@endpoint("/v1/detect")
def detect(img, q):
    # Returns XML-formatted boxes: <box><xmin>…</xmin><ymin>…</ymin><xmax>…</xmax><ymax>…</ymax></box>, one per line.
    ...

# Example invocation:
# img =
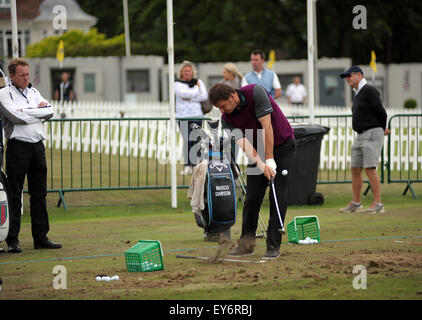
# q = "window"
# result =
<box><xmin>277</xmin><ymin>73</ymin><xmax>303</xmax><ymax>93</ymax></box>
<box><xmin>0</xmin><ymin>31</ymin><xmax>3</xmax><ymax>59</ymax></box>
<box><xmin>126</xmin><ymin>69</ymin><xmax>150</xmax><ymax>93</ymax></box>
<box><xmin>207</xmin><ymin>75</ymin><xmax>221</xmax><ymax>88</ymax></box>
<box><xmin>0</xmin><ymin>0</ymin><xmax>11</xmax><ymax>8</ymax></box>
<box><xmin>318</xmin><ymin>69</ymin><xmax>345</xmax><ymax>106</ymax></box>
<box><xmin>84</xmin><ymin>73</ymin><xmax>96</xmax><ymax>93</ymax></box>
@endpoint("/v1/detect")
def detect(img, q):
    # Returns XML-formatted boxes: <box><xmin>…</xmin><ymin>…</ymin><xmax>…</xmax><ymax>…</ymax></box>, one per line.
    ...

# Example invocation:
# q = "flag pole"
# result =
<box><xmin>307</xmin><ymin>0</ymin><xmax>315</xmax><ymax>124</ymax></box>
<box><xmin>167</xmin><ymin>0</ymin><xmax>177</xmax><ymax>208</ymax></box>
<box><xmin>123</xmin><ymin>0</ymin><xmax>131</xmax><ymax>57</ymax></box>
<box><xmin>10</xmin><ymin>0</ymin><xmax>19</xmax><ymax>58</ymax></box>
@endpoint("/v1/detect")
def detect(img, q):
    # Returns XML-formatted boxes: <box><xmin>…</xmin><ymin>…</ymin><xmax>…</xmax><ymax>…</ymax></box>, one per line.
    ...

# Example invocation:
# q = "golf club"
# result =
<box><xmin>176</xmin><ymin>254</ymin><xmax>267</xmax><ymax>263</ymax></box>
<box><xmin>270</xmin><ymin>178</ymin><xmax>285</xmax><ymax>234</ymax></box>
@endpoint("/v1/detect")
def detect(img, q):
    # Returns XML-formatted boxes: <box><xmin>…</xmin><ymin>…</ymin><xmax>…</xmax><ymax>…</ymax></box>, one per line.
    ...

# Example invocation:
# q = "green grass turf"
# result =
<box><xmin>0</xmin><ymin>181</ymin><xmax>421</xmax><ymax>300</ymax></box>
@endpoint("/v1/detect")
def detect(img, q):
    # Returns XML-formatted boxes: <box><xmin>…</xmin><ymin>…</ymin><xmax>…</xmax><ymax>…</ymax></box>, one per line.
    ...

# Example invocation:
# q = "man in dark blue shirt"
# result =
<box><xmin>339</xmin><ymin>66</ymin><xmax>390</xmax><ymax>214</ymax></box>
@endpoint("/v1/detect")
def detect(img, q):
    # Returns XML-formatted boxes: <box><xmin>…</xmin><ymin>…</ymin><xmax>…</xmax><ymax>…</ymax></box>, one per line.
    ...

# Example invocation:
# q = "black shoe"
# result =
<box><xmin>34</xmin><ymin>239</ymin><xmax>62</xmax><ymax>249</ymax></box>
<box><xmin>262</xmin><ymin>248</ymin><xmax>280</xmax><ymax>260</ymax></box>
<box><xmin>7</xmin><ymin>243</ymin><xmax>22</xmax><ymax>253</ymax></box>
<box><xmin>227</xmin><ymin>246</ymin><xmax>254</xmax><ymax>257</ymax></box>
<box><xmin>0</xmin><ymin>247</ymin><xmax>5</xmax><ymax>253</ymax></box>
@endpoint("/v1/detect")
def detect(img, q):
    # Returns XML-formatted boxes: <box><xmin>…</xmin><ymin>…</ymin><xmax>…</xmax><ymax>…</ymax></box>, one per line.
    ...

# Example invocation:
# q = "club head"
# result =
<box><xmin>190</xmin><ymin>123</ymin><xmax>201</xmax><ymax>130</ymax></box>
<box><xmin>207</xmin><ymin>120</ymin><xmax>219</xmax><ymax>130</ymax></box>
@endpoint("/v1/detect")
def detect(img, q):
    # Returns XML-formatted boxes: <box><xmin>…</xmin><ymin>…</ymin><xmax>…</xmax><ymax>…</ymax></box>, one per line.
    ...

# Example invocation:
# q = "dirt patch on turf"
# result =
<box><xmin>237</xmin><ymin>236</ymin><xmax>256</xmax><ymax>253</ymax></box>
<box><xmin>312</xmin><ymin>249</ymin><xmax>422</xmax><ymax>276</ymax></box>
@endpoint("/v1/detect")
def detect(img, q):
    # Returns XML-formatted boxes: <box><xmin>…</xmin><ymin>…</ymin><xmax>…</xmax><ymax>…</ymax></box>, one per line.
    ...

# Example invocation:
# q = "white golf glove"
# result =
<box><xmin>266</xmin><ymin>159</ymin><xmax>277</xmax><ymax>175</ymax></box>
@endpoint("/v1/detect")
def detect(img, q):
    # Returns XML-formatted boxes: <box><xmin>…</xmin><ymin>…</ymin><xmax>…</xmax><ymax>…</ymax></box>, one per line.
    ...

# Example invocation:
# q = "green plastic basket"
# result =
<box><xmin>287</xmin><ymin>216</ymin><xmax>320</xmax><ymax>243</ymax></box>
<box><xmin>125</xmin><ymin>240</ymin><xmax>164</xmax><ymax>272</ymax></box>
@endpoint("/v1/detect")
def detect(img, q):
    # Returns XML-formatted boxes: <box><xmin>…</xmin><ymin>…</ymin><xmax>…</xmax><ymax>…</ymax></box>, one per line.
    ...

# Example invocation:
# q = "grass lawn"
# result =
<box><xmin>0</xmin><ymin>179</ymin><xmax>421</xmax><ymax>301</ymax></box>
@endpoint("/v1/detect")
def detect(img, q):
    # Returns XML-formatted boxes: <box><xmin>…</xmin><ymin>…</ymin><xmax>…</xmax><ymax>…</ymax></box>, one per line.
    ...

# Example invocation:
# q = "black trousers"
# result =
<box><xmin>5</xmin><ymin>140</ymin><xmax>49</xmax><ymax>245</ymax></box>
<box><xmin>241</xmin><ymin>138</ymin><xmax>296</xmax><ymax>250</ymax></box>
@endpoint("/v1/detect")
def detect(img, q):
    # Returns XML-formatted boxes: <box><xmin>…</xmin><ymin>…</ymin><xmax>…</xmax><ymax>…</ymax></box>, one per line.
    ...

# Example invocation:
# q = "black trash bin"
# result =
<box><xmin>287</xmin><ymin>123</ymin><xmax>330</xmax><ymax>206</ymax></box>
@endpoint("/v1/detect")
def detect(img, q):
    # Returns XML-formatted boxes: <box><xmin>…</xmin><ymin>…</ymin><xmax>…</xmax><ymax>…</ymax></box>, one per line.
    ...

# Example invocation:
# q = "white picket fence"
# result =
<box><xmin>44</xmin><ymin>105</ymin><xmax>422</xmax><ymax>172</ymax></box>
<box><xmin>53</xmin><ymin>100</ymin><xmax>419</xmax><ymax>119</ymax></box>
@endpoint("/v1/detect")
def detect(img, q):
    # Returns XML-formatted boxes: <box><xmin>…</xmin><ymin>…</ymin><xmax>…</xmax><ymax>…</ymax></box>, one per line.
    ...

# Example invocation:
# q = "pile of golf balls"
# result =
<box><xmin>142</xmin><ymin>261</ymin><xmax>159</xmax><ymax>270</ymax></box>
<box><xmin>298</xmin><ymin>237</ymin><xmax>319</xmax><ymax>245</ymax></box>
<box><xmin>95</xmin><ymin>275</ymin><xmax>119</xmax><ymax>282</ymax></box>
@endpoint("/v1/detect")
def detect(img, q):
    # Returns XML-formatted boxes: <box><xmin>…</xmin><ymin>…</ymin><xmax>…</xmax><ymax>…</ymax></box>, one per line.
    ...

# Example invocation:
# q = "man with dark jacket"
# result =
<box><xmin>339</xmin><ymin>65</ymin><xmax>390</xmax><ymax>213</ymax></box>
<box><xmin>208</xmin><ymin>83</ymin><xmax>295</xmax><ymax>259</ymax></box>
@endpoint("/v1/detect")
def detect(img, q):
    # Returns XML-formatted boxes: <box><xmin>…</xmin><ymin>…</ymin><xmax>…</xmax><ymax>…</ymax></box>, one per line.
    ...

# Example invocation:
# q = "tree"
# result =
<box><xmin>73</xmin><ymin>0</ymin><xmax>422</xmax><ymax>64</ymax></box>
<box><xmin>26</xmin><ymin>29</ymin><xmax>125</xmax><ymax>58</ymax></box>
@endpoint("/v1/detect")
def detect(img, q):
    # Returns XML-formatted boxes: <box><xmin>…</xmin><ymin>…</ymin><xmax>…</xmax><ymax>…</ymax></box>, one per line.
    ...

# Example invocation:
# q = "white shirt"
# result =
<box><xmin>241</xmin><ymin>70</ymin><xmax>281</xmax><ymax>89</ymax></box>
<box><xmin>286</xmin><ymin>83</ymin><xmax>307</xmax><ymax>103</ymax></box>
<box><xmin>174</xmin><ymin>79</ymin><xmax>208</xmax><ymax>118</ymax></box>
<box><xmin>0</xmin><ymin>83</ymin><xmax>54</xmax><ymax>142</ymax></box>
<box><xmin>353</xmin><ymin>78</ymin><xmax>367</xmax><ymax>96</ymax></box>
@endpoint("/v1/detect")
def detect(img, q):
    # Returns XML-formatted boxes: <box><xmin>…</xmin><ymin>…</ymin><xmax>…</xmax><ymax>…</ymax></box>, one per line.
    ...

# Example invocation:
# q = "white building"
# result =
<box><xmin>0</xmin><ymin>0</ymin><xmax>96</xmax><ymax>57</ymax></box>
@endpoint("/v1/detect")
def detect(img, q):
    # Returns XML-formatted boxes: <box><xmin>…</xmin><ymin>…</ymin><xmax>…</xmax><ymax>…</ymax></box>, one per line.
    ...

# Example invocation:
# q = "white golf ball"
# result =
<box><xmin>95</xmin><ymin>276</ymin><xmax>102</xmax><ymax>282</ymax></box>
<box><xmin>282</xmin><ymin>169</ymin><xmax>288</xmax><ymax>176</ymax></box>
<box><xmin>114</xmin><ymin>275</ymin><xmax>119</xmax><ymax>280</ymax></box>
<box><xmin>103</xmin><ymin>276</ymin><xmax>111</xmax><ymax>282</ymax></box>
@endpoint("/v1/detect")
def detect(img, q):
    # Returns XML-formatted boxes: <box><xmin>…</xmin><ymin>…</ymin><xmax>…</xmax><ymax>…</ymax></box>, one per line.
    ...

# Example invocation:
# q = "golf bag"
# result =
<box><xmin>0</xmin><ymin>67</ymin><xmax>10</xmax><ymax>243</ymax></box>
<box><xmin>0</xmin><ymin>122</ymin><xmax>10</xmax><ymax>243</ymax></box>
<box><xmin>0</xmin><ymin>171</ymin><xmax>9</xmax><ymax>242</ymax></box>
<box><xmin>194</xmin><ymin>158</ymin><xmax>237</xmax><ymax>240</ymax></box>
<box><xmin>191</xmin><ymin>121</ymin><xmax>237</xmax><ymax>241</ymax></box>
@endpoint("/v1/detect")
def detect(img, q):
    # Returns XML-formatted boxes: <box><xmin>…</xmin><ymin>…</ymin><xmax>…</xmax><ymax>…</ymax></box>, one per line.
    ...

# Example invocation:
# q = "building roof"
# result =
<box><xmin>0</xmin><ymin>0</ymin><xmax>44</xmax><ymax>20</ymax></box>
<box><xmin>0</xmin><ymin>0</ymin><xmax>97</xmax><ymax>24</ymax></box>
<box><xmin>34</xmin><ymin>0</ymin><xmax>97</xmax><ymax>23</ymax></box>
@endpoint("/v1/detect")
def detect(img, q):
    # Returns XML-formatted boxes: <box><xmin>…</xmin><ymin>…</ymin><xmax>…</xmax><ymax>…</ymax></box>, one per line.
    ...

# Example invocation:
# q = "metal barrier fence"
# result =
<box><xmin>18</xmin><ymin>114</ymin><xmax>420</xmax><ymax>208</ymax></box>
<box><xmin>387</xmin><ymin>114</ymin><xmax>422</xmax><ymax>198</ymax></box>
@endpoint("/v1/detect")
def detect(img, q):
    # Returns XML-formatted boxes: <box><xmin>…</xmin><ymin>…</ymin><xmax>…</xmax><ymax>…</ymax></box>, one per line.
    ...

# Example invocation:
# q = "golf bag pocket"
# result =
<box><xmin>0</xmin><ymin>171</ymin><xmax>10</xmax><ymax>242</ymax></box>
<box><xmin>202</xmin><ymin>161</ymin><xmax>236</xmax><ymax>233</ymax></box>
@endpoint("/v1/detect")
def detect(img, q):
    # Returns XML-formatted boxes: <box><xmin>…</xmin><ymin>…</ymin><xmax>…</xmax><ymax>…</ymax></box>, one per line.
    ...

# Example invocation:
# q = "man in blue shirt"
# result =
<box><xmin>241</xmin><ymin>50</ymin><xmax>282</xmax><ymax>99</ymax></box>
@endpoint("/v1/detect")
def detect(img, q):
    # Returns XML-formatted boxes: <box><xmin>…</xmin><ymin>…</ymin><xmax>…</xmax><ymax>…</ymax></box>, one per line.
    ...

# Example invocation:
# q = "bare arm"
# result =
<box><xmin>236</xmin><ymin>135</ymin><xmax>275</xmax><ymax>180</ymax></box>
<box><xmin>274</xmin><ymin>88</ymin><xmax>281</xmax><ymax>99</ymax></box>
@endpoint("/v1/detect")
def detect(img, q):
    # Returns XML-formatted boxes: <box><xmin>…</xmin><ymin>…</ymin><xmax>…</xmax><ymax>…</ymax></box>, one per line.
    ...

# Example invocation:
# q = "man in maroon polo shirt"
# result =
<box><xmin>208</xmin><ymin>83</ymin><xmax>296</xmax><ymax>259</ymax></box>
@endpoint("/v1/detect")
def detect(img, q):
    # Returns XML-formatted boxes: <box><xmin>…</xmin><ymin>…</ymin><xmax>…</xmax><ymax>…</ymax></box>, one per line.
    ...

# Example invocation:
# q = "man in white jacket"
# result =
<box><xmin>0</xmin><ymin>58</ymin><xmax>61</xmax><ymax>253</ymax></box>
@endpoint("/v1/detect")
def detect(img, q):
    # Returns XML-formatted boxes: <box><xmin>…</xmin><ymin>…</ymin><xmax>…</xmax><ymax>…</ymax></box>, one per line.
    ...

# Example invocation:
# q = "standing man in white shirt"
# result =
<box><xmin>0</xmin><ymin>58</ymin><xmax>61</xmax><ymax>253</ymax></box>
<box><xmin>241</xmin><ymin>50</ymin><xmax>282</xmax><ymax>99</ymax></box>
<box><xmin>286</xmin><ymin>76</ymin><xmax>307</xmax><ymax>105</ymax></box>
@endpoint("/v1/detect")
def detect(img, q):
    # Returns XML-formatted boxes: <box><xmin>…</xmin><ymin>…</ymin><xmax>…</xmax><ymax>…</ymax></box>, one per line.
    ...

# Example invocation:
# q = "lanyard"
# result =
<box><xmin>10</xmin><ymin>83</ymin><xmax>30</xmax><ymax>104</ymax></box>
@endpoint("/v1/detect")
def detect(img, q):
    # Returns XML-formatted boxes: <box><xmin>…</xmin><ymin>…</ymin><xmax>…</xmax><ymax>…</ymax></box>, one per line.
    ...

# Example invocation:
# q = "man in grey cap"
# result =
<box><xmin>339</xmin><ymin>65</ymin><xmax>390</xmax><ymax>213</ymax></box>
